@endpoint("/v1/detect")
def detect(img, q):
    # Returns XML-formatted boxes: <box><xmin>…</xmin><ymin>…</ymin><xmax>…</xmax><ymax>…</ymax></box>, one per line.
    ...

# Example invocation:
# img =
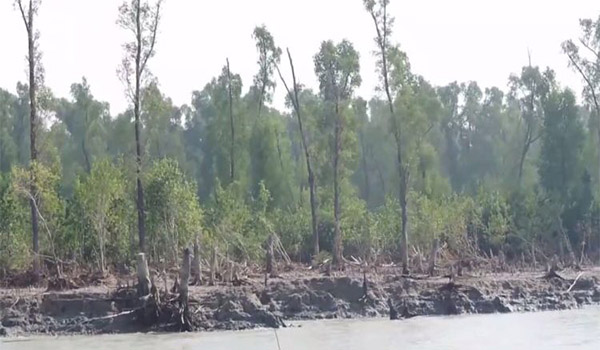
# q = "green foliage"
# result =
<box><xmin>0</xmin><ymin>173</ymin><xmax>29</xmax><ymax>269</ymax></box>
<box><xmin>2</xmin><ymin>18</ymin><xmax>600</xmax><ymax>272</ymax></box>
<box><xmin>74</xmin><ymin>159</ymin><xmax>129</xmax><ymax>270</ymax></box>
<box><xmin>145</xmin><ymin>159</ymin><xmax>203</xmax><ymax>264</ymax></box>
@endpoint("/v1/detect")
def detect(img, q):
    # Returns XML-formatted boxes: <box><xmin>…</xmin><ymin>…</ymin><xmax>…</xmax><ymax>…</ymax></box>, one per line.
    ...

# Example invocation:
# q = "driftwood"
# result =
<box><xmin>542</xmin><ymin>258</ymin><xmax>565</xmax><ymax>280</ymax></box>
<box><xmin>567</xmin><ymin>272</ymin><xmax>585</xmax><ymax>292</ymax></box>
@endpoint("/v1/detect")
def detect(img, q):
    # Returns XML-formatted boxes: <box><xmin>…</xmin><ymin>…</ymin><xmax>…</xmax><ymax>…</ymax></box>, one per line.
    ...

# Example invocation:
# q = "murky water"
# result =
<box><xmin>2</xmin><ymin>307</ymin><xmax>599</xmax><ymax>350</ymax></box>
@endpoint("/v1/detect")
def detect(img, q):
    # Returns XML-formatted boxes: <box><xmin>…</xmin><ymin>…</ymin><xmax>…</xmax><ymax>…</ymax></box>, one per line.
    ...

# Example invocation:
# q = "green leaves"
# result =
<box><xmin>314</xmin><ymin>40</ymin><xmax>362</xmax><ymax>103</ymax></box>
<box><xmin>145</xmin><ymin>159</ymin><xmax>203</xmax><ymax>263</ymax></box>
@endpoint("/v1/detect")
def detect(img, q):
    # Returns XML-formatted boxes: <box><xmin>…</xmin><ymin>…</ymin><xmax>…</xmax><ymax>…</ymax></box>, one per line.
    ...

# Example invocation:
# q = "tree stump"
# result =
<box><xmin>209</xmin><ymin>246</ymin><xmax>217</xmax><ymax>286</ymax></box>
<box><xmin>388</xmin><ymin>298</ymin><xmax>398</xmax><ymax>320</ymax></box>
<box><xmin>179</xmin><ymin>248</ymin><xmax>192</xmax><ymax>331</ymax></box>
<box><xmin>136</xmin><ymin>253</ymin><xmax>151</xmax><ymax>297</ymax></box>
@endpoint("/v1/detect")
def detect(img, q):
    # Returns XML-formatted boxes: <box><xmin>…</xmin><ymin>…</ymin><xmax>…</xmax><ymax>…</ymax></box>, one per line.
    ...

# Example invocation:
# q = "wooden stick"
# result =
<box><xmin>567</xmin><ymin>272</ymin><xmax>585</xmax><ymax>292</ymax></box>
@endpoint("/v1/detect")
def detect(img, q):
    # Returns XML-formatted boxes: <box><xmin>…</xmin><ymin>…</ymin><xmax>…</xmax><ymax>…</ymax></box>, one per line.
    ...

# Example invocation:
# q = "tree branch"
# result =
<box><xmin>578</xmin><ymin>38</ymin><xmax>600</xmax><ymax>62</ymax></box>
<box><xmin>140</xmin><ymin>0</ymin><xmax>162</xmax><ymax>74</ymax></box>
<box><xmin>16</xmin><ymin>0</ymin><xmax>30</xmax><ymax>31</ymax></box>
<box><xmin>566</xmin><ymin>51</ymin><xmax>600</xmax><ymax>114</ymax></box>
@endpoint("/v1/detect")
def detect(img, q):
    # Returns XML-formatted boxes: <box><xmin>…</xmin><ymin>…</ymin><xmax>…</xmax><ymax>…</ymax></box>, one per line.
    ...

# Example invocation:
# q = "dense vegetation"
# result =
<box><xmin>2</xmin><ymin>0</ymin><xmax>600</xmax><ymax>274</ymax></box>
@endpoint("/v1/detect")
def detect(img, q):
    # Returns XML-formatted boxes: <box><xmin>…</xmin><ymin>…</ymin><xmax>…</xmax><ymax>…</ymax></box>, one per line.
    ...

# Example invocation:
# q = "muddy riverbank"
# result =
<box><xmin>1</xmin><ymin>267</ymin><xmax>599</xmax><ymax>337</ymax></box>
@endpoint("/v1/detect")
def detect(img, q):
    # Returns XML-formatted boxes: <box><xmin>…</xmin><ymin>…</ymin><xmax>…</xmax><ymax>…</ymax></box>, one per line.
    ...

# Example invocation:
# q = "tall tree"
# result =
<box><xmin>508</xmin><ymin>63</ymin><xmax>554</xmax><ymax>185</ymax></box>
<box><xmin>276</xmin><ymin>49</ymin><xmax>321</xmax><ymax>256</ymax></box>
<box><xmin>226</xmin><ymin>58</ymin><xmax>235</xmax><ymax>182</ymax></box>
<box><xmin>563</xmin><ymin>17</ymin><xmax>600</xmax><ymax>262</ymax></box>
<box><xmin>364</xmin><ymin>0</ymin><xmax>410</xmax><ymax>273</ymax></box>
<box><xmin>539</xmin><ymin>88</ymin><xmax>585</xmax><ymax>201</ymax></box>
<box><xmin>15</xmin><ymin>0</ymin><xmax>43</xmax><ymax>272</ymax></box>
<box><xmin>117</xmin><ymin>0</ymin><xmax>163</xmax><ymax>253</ymax></box>
<box><xmin>252</xmin><ymin>25</ymin><xmax>281</xmax><ymax>119</ymax></box>
<box><xmin>314</xmin><ymin>40</ymin><xmax>361</xmax><ymax>266</ymax></box>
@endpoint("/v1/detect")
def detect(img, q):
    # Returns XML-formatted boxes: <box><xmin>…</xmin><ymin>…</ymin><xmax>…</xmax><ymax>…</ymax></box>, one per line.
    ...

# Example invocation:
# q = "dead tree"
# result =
<box><xmin>276</xmin><ymin>49</ymin><xmax>320</xmax><ymax>256</ymax></box>
<box><xmin>178</xmin><ymin>248</ymin><xmax>192</xmax><ymax>331</ymax></box>
<box><xmin>266</xmin><ymin>234</ymin><xmax>274</xmax><ymax>275</ymax></box>
<box><xmin>209</xmin><ymin>246</ymin><xmax>217</xmax><ymax>286</ymax></box>
<box><xmin>117</xmin><ymin>0</ymin><xmax>163</xmax><ymax>253</ymax></box>
<box><xmin>16</xmin><ymin>0</ymin><xmax>42</xmax><ymax>275</ymax></box>
<box><xmin>191</xmin><ymin>237</ymin><xmax>202</xmax><ymax>285</ymax></box>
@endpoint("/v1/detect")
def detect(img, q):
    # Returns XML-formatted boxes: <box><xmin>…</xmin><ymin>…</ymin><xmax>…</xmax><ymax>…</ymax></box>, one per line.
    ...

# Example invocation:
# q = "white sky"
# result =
<box><xmin>1</xmin><ymin>0</ymin><xmax>599</xmax><ymax>115</ymax></box>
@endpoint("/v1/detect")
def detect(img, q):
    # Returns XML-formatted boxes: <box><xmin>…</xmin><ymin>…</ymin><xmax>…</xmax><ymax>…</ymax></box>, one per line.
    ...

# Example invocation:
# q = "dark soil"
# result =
<box><xmin>1</xmin><ymin>267</ymin><xmax>599</xmax><ymax>337</ymax></box>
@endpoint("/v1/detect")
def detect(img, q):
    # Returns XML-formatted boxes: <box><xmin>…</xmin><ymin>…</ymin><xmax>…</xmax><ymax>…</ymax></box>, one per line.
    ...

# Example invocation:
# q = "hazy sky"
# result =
<box><xmin>1</xmin><ymin>0</ymin><xmax>600</xmax><ymax>115</ymax></box>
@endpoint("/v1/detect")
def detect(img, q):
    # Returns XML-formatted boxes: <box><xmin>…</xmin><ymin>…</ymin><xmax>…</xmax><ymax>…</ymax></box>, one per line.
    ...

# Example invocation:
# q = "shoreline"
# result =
<box><xmin>1</xmin><ymin>267</ymin><xmax>599</xmax><ymax>337</ymax></box>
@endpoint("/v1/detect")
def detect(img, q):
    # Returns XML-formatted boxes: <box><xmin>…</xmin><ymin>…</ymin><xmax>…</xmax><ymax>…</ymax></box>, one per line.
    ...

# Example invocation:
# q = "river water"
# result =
<box><xmin>2</xmin><ymin>307</ymin><xmax>599</xmax><ymax>350</ymax></box>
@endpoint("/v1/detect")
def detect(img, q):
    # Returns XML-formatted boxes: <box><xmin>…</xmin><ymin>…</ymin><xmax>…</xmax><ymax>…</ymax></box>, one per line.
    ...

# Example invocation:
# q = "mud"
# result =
<box><xmin>1</xmin><ymin>268</ymin><xmax>599</xmax><ymax>337</ymax></box>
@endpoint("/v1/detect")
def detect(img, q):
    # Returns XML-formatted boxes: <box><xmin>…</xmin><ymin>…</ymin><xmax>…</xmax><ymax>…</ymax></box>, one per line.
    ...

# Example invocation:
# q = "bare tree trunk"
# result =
<box><xmin>82</xmin><ymin>110</ymin><xmax>92</xmax><ymax>173</ymax></box>
<box><xmin>179</xmin><ymin>248</ymin><xmax>190</xmax><ymax>299</ymax></box>
<box><xmin>360</xmin><ymin>133</ymin><xmax>370</xmax><ymax>204</ymax></box>
<box><xmin>18</xmin><ymin>0</ymin><xmax>41</xmax><ymax>274</ymax></box>
<box><xmin>428</xmin><ymin>238</ymin><xmax>439</xmax><ymax>276</ymax></box>
<box><xmin>277</xmin><ymin>49</ymin><xmax>319</xmax><ymax>257</ymax></box>
<box><xmin>367</xmin><ymin>2</ymin><xmax>410</xmax><ymax>274</ymax></box>
<box><xmin>399</xmin><ymin>162</ymin><xmax>410</xmax><ymax>275</ymax></box>
<box><xmin>332</xmin><ymin>102</ymin><xmax>343</xmax><ymax>267</ymax></box>
<box><xmin>99</xmin><ymin>226</ymin><xmax>106</xmax><ymax>273</ymax></box>
<box><xmin>191</xmin><ymin>237</ymin><xmax>202</xmax><ymax>285</ymax></box>
<box><xmin>134</xmin><ymin>1</ymin><xmax>147</xmax><ymax>253</ymax></box>
<box><xmin>136</xmin><ymin>253</ymin><xmax>151</xmax><ymax>297</ymax></box>
<box><xmin>178</xmin><ymin>248</ymin><xmax>192</xmax><ymax>331</ymax></box>
<box><xmin>209</xmin><ymin>246</ymin><xmax>217</xmax><ymax>286</ymax></box>
<box><xmin>517</xmin><ymin>130</ymin><xmax>531</xmax><ymax>185</ymax></box>
<box><xmin>226</xmin><ymin>58</ymin><xmax>235</xmax><ymax>183</ymax></box>
<box><xmin>266</xmin><ymin>234</ymin><xmax>274</xmax><ymax>275</ymax></box>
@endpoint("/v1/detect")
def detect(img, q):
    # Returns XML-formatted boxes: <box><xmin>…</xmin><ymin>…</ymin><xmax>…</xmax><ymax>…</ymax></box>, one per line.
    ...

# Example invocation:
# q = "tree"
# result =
<box><xmin>539</xmin><ymin>89</ymin><xmax>585</xmax><ymax>200</ymax></box>
<box><xmin>117</xmin><ymin>0</ymin><xmax>163</xmax><ymax>253</ymax></box>
<box><xmin>252</xmin><ymin>25</ymin><xmax>281</xmax><ymax>119</ymax></box>
<box><xmin>276</xmin><ymin>50</ymin><xmax>321</xmax><ymax>255</ymax></box>
<box><xmin>141</xmin><ymin>82</ymin><xmax>186</xmax><ymax>164</ymax></box>
<box><xmin>539</xmin><ymin>88</ymin><xmax>587</xmax><ymax>258</ymax></box>
<box><xmin>314</xmin><ymin>40</ymin><xmax>361</xmax><ymax>266</ymax></box>
<box><xmin>55</xmin><ymin>78</ymin><xmax>110</xmax><ymax>182</ymax></box>
<box><xmin>0</xmin><ymin>89</ymin><xmax>19</xmax><ymax>172</ymax></box>
<box><xmin>75</xmin><ymin>159</ymin><xmax>125</xmax><ymax>272</ymax></box>
<box><xmin>563</xmin><ymin>18</ymin><xmax>600</xmax><ymax>262</ymax></box>
<box><xmin>508</xmin><ymin>63</ymin><xmax>555</xmax><ymax>185</ymax></box>
<box><xmin>364</xmin><ymin>0</ymin><xmax>411</xmax><ymax>273</ymax></box>
<box><xmin>15</xmin><ymin>0</ymin><xmax>44</xmax><ymax>272</ymax></box>
<box><xmin>145</xmin><ymin>159</ymin><xmax>202</xmax><ymax>264</ymax></box>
